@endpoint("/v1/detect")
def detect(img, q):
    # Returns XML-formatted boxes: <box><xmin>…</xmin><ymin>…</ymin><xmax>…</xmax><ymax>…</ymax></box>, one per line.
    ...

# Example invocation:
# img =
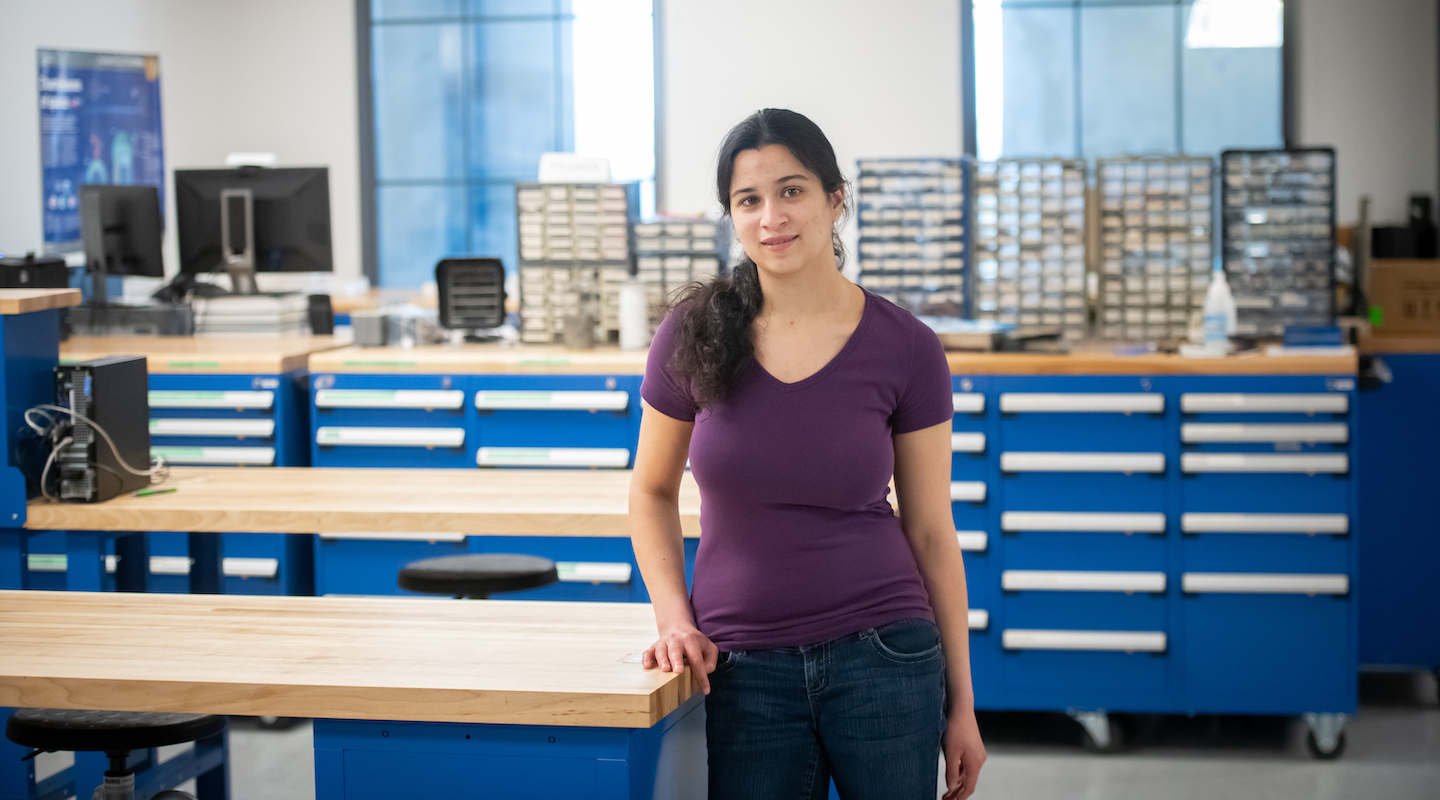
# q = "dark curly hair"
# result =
<box><xmin>668</xmin><ymin>108</ymin><xmax>850</xmax><ymax>409</ymax></box>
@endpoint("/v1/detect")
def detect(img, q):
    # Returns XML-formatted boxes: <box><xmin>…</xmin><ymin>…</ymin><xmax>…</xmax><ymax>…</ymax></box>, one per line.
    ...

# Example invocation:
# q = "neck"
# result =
<box><xmin>755</xmin><ymin>256</ymin><xmax>856</xmax><ymax>324</ymax></box>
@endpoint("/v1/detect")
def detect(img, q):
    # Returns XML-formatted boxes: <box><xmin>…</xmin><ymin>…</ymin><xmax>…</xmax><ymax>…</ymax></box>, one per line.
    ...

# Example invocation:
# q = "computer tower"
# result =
<box><xmin>54</xmin><ymin>356</ymin><xmax>151</xmax><ymax>502</ymax></box>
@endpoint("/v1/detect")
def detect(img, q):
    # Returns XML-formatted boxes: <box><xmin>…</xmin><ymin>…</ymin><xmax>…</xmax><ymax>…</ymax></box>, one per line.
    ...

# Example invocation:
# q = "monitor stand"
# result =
<box><xmin>221</xmin><ymin>187</ymin><xmax>259</xmax><ymax>294</ymax></box>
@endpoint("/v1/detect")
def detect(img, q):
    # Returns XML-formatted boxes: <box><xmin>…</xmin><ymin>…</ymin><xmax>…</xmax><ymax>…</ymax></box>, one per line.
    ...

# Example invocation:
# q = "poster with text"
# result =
<box><xmin>37</xmin><ymin>49</ymin><xmax>165</xmax><ymax>249</ymax></box>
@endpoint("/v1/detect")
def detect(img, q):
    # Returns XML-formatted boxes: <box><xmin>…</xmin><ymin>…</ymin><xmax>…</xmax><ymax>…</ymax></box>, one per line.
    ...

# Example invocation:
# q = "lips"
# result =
<box><xmin>761</xmin><ymin>235</ymin><xmax>797</xmax><ymax>247</ymax></box>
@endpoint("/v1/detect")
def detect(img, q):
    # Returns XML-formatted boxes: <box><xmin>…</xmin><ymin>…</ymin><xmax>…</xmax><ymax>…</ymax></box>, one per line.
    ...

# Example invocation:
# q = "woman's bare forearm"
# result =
<box><xmin>629</xmin><ymin>488</ymin><xmax>696</xmax><ymax>630</ymax></box>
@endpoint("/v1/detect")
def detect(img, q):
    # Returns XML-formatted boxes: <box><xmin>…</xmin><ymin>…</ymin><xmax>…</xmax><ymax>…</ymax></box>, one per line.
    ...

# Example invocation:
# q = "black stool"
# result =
<box><xmin>398</xmin><ymin>553</ymin><xmax>558</xmax><ymax>599</ymax></box>
<box><xmin>6</xmin><ymin>709</ymin><xmax>225</xmax><ymax>800</ymax></box>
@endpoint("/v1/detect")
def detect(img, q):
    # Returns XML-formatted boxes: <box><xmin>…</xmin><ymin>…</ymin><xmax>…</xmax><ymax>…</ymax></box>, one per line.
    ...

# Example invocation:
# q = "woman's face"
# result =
<box><xmin>728</xmin><ymin>144</ymin><xmax>844</xmax><ymax>279</ymax></box>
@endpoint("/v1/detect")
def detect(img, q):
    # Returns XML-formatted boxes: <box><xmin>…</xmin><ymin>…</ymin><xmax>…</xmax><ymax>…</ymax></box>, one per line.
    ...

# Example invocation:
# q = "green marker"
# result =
<box><xmin>135</xmin><ymin>488</ymin><xmax>178</xmax><ymax>497</ymax></box>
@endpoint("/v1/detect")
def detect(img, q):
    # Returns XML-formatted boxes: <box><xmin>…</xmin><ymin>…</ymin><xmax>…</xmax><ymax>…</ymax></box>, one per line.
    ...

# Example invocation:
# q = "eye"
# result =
<box><xmin>782</xmin><ymin>186</ymin><xmax>802</xmax><ymax>197</ymax></box>
<box><xmin>737</xmin><ymin>195</ymin><xmax>757</xmax><ymax>207</ymax></box>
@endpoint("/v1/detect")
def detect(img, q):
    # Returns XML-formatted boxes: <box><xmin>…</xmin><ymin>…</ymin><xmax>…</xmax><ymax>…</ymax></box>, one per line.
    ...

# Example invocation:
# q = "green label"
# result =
<box><xmin>28</xmin><ymin>554</ymin><xmax>67</xmax><ymax>571</ymax></box>
<box><xmin>327</xmin><ymin>390</ymin><xmax>399</xmax><ymax>398</ymax></box>
<box><xmin>166</xmin><ymin>361</ymin><xmax>221</xmax><ymax>368</ymax></box>
<box><xmin>519</xmin><ymin>358</ymin><xmax>571</xmax><ymax>365</ymax></box>
<box><xmin>484</xmin><ymin>449</ymin><xmax>551</xmax><ymax>459</ymax></box>
<box><xmin>1369</xmin><ymin>306</ymin><xmax>1384</xmax><ymax>327</ymax></box>
<box><xmin>483</xmin><ymin>392</ymin><xmax>553</xmax><ymax>401</ymax></box>
<box><xmin>343</xmin><ymin>360</ymin><xmax>417</xmax><ymax>367</ymax></box>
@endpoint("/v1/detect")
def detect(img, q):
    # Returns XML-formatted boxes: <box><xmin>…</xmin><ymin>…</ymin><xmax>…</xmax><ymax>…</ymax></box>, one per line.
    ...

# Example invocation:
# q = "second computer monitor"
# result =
<box><xmin>174</xmin><ymin>167</ymin><xmax>333</xmax><ymax>284</ymax></box>
<box><xmin>79</xmin><ymin>184</ymin><xmax>165</xmax><ymax>280</ymax></box>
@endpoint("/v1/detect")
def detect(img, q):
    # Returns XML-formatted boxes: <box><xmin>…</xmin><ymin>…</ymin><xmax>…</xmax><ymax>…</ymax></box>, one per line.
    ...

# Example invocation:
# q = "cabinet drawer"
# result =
<box><xmin>952</xmin><ymin>393</ymin><xmax>985</xmax><ymax>414</ymax></box>
<box><xmin>1002</xmin><ymin>629</ymin><xmax>1167</xmax><ymax>653</ymax></box>
<box><xmin>316</xmin><ymin>426</ymin><xmax>466</xmax><ymax>448</ymax></box>
<box><xmin>475</xmin><ymin>390</ymin><xmax>629</xmax><ymax>411</ymax></box>
<box><xmin>315</xmin><ymin>533</ymin><xmax>468</xmax><ymax>595</ymax></box>
<box><xmin>950</xmin><ymin>481</ymin><xmax>987</xmax><ymax>502</ymax></box>
<box><xmin>1003</xmin><ymin>570</ymin><xmax>1166</xmax><ymax>593</ymax></box>
<box><xmin>956</xmin><ymin>531</ymin><xmax>988</xmax><ymax>552</ymax></box>
<box><xmin>951</xmin><ymin>432</ymin><xmax>986</xmax><ymax>453</ymax></box>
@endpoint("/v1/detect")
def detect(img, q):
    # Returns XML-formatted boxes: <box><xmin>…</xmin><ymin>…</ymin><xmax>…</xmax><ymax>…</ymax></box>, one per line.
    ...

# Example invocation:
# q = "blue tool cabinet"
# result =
<box><xmin>954</xmin><ymin>370</ymin><xmax>1357</xmax><ymax>755</ymax></box>
<box><xmin>1356</xmin><ymin>350</ymin><xmax>1440</xmax><ymax>673</ymax></box>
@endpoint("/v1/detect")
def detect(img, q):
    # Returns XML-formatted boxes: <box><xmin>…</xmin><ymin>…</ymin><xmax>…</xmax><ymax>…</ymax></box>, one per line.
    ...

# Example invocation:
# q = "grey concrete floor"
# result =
<box><xmin>225</xmin><ymin>672</ymin><xmax>1440</xmax><ymax>799</ymax></box>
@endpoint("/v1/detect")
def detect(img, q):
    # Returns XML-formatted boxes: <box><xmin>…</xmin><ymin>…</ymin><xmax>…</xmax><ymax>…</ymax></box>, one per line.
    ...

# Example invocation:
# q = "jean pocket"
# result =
<box><xmin>866</xmin><ymin>618</ymin><xmax>943</xmax><ymax>663</ymax></box>
<box><xmin>711</xmin><ymin>650</ymin><xmax>742</xmax><ymax>677</ymax></box>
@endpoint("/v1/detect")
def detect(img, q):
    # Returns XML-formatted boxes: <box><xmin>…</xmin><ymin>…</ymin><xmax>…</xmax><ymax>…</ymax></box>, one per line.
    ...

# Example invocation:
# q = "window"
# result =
<box><xmin>362</xmin><ymin>0</ymin><xmax>654</xmax><ymax>287</ymax></box>
<box><xmin>972</xmin><ymin>0</ymin><xmax>1285</xmax><ymax>161</ymax></box>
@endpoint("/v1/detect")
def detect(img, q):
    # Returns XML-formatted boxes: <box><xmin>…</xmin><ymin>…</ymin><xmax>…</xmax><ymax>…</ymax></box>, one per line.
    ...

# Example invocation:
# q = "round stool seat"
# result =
<box><xmin>6</xmin><ymin>709</ymin><xmax>225</xmax><ymax>753</ymax></box>
<box><xmin>398</xmin><ymin>553</ymin><xmax>558</xmax><ymax>598</ymax></box>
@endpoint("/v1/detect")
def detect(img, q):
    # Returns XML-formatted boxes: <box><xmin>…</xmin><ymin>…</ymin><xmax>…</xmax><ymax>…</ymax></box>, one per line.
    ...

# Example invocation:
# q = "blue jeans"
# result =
<box><xmin>705</xmin><ymin>618</ymin><xmax>946</xmax><ymax>799</ymax></box>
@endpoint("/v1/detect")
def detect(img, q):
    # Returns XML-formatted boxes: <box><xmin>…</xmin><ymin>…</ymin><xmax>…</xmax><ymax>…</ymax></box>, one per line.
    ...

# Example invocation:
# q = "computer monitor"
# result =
<box><xmin>174</xmin><ymin>167</ymin><xmax>332</xmax><ymax>294</ymax></box>
<box><xmin>79</xmin><ymin>184</ymin><xmax>164</xmax><ymax>304</ymax></box>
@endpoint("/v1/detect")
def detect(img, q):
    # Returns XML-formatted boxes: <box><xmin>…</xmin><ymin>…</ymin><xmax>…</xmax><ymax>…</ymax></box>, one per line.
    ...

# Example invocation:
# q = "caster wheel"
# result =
<box><xmin>1306</xmin><ymin>729</ymin><xmax>1346</xmax><ymax>760</ymax></box>
<box><xmin>1080</xmin><ymin>717</ymin><xmax>1125</xmax><ymax>754</ymax></box>
<box><xmin>257</xmin><ymin>716</ymin><xmax>301</xmax><ymax>730</ymax></box>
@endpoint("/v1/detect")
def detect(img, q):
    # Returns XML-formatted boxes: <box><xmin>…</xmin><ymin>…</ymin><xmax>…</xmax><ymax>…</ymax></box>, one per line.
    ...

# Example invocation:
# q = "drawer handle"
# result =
<box><xmin>319</xmin><ymin>531</ymin><xmax>467</xmax><ymax>543</ymax></box>
<box><xmin>1001</xmin><ymin>452</ymin><xmax>1165</xmax><ymax>473</ymax></box>
<box><xmin>1181</xmin><ymin>572</ymin><xmax>1349</xmax><ymax>595</ymax></box>
<box><xmin>1179</xmin><ymin>393</ymin><xmax>1348</xmax><ymax>415</ymax></box>
<box><xmin>999</xmin><ymin>393</ymin><xmax>1164</xmax><ymax>414</ymax></box>
<box><xmin>152</xmin><ymin>446</ymin><xmax>276</xmax><ymax>465</ymax></box>
<box><xmin>951</xmin><ymin>433</ymin><xmax>986</xmax><ymax>453</ymax></box>
<box><xmin>1181</xmin><ymin>453</ymin><xmax>1348</xmax><ymax>474</ymax></box>
<box><xmin>1002</xmin><ymin>511</ymin><xmax>1166</xmax><ymax>534</ymax></box>
<box><xmin>950</xmin><ymin>481</ymin><xmax>987</xmax><ymax>503</ymax></box>
<box><xmin>475</xmin><ymin>390</ymin><xmax>630</xmax><ymax>411</ymax></box>
<box><xmin>556</xmin><ymin>561</ymin><xmax>632</xmax><ymax>584</ymax></box>
<box><xmin>1002</xmin><ymin>570</ymin><xmax>1166</xmax><ymax>593</ymax></box>
<box><xmin>316</xmin><ymin>389</ymin><xmax>465</xmax><ymax>410</ymax></box>
<box><xmin>95</xmin><ymin>555</ymin><xmax>281</xmax><ymax>579</ymax></box>
<box><xmin>316</xmin><ymin>427</ymin><xmax>466</xmax><ymax>448</ymax></box>
<box><xmin>1180</xmin><ymin>513</ymin><xmax>1348</xmax><ymax>534</ymax></box>
<box><xmin>952</xmin><ymin>393</ymin><xmax>985</xmax><ymax>414</ymax></box>
<box><xmin>150</xmin><ymin>418</ymin><xmax>276</xmax><ymax>438</ymax></box>
<box><xmin>968</xmin><ymin>609</ymin><xmax>989</xmax><ymax>631</ymax></box>
<box><xmin>477</xmin><ymin>447</ymin><xmax>630</xmax><ymax>468</ymax></box>
<box><xmin>1180</xmin><ymin>423</ymin><xmax>1348</xmax><ymax>443</ymax></box>
<box><xmin>149</xmin><ymin>390</ymin><xmax>274</xmax><ymax>410</ymax></box>
<box><xmin>956</xmin><ymin>531</ymin><xmax>988</xmax><ymax>552</ymax></box>
<box><xmin>1002</xmin><ymin>629</ymin><xmax>1167</xmax><ymax>653</ymax></box>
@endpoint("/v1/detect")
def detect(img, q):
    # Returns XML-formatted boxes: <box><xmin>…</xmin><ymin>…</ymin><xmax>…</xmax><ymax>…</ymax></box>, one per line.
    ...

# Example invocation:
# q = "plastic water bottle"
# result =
<box><xmin>1201</xmin><ymin>267</ymin><xmax>1236</xmax><ymax>353</ymax></box>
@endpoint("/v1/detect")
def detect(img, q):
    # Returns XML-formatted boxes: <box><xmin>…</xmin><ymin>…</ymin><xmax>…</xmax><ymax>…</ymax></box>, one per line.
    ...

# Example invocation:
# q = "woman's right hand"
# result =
<box><xmin>642</xmin><ymin>624</ymin><xmax>720</xmax><ymax>695</ymax></box>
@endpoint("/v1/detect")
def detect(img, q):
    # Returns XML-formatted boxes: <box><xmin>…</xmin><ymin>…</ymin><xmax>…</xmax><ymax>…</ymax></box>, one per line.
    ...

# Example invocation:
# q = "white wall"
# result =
<box><xmin>1293</xmin><ymin>0</ymin><xmax>1436</xmax><ymax>226</ymax></box>
<box><xmin>659</xmin><ymin>0</ymin><xmax>963</xmax><ymax>272</ymax></box>
<box><xmin>0</xmin><ymin>0</ymin><xmax>362</xmax><ymax>280</ymax></box>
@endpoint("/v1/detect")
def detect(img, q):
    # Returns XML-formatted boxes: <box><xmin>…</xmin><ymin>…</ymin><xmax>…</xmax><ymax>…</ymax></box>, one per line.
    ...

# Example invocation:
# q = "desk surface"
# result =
<box><xmin>308</xmin><ymin>342</ymin><xmax>1356</xmax><ymax>377</ymax></box>
<box><xmin>24</xmin><ymin>467</ymin><xmax>702</xmax><ymax>538</ymax></box>
<box><xmin>0</xmin><ymin>590</ymin><xmax>688</xmax><ymax>728</ymax></box>
<box><xmin>61</xmin><ymin>334</ymin><xmax>351</xmax><ymax>374</ymax></box>
<box><xmin>0</xmin><ymin>288</ymin><xmax>80</xmax><ymax>315</ymax></box>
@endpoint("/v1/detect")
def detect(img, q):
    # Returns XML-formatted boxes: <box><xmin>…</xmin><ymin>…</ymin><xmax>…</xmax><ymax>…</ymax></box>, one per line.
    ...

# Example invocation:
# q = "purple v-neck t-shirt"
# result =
<box><xmin>642</xmin><ymin>290</ymin><xmax>955</xmax><ymax>651</ymax></box>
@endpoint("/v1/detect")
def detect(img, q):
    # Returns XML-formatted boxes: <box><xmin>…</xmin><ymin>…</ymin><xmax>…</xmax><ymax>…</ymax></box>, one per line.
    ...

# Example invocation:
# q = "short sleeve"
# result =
<box><xmin>641</xmin><ymin>309</ymin><xmax>699</xmax><ymax>422</ymax></box>
<box><xmin>891</xmin><ymin>319</ymin><xmax>953</xmax><ymax>434</ymax></box>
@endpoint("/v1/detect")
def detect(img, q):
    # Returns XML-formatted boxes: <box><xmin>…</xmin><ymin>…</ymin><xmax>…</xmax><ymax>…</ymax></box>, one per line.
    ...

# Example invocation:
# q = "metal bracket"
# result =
<box><xmin>1303</xmin><ymin>712</ymin><xmax>1347</xmax><ymax>753</ymax></box>
<box><xmin>1069</xmin><ymin>710</ymin><xmax>1111</xmax><ymax>750</ymax></box>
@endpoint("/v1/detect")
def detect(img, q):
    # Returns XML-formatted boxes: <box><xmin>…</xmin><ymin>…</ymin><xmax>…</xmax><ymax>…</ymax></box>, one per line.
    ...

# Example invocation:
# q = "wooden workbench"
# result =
<box><xmin>0</xmin><ymin>288</ymin><xmax>80</xmax><ymax>315</ymax></box>
<box><xmin>61</xmin><ymin>334</ymin><xmax>350</xmax><ymax>374</ymax></box>
<box><xmin>0</xmin><ymin>589</ymin><xmax>688</xmax><ymax>728</ymax></box>
<box><xmin>309</xmin><ymin>341</ymin><xmax>1357</xmax><ymax>377</ymax></box>
<box><xmin>23</xmin><ymin>467</ymin><xmax>702</xmax><ymax>538</ymax></box>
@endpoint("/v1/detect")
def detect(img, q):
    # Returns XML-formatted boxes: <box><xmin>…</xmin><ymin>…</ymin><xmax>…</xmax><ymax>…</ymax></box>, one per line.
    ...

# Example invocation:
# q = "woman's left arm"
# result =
<box><xmin>894</xmin><ymin>419</ymin><xmax>986</xmax><ymax>800</ymax></box>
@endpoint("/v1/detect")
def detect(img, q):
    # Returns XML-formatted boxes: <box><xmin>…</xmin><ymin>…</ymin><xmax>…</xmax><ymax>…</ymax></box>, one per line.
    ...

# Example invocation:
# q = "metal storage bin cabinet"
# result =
<box><xmin>954</xmin><ymin>368</ymin><xmax>1356</xmax><ymax>756</ymax></box>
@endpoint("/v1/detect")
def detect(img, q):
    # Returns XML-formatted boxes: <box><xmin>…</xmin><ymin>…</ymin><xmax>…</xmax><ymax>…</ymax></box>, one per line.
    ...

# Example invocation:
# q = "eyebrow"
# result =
<box><xmin>730</xmin><ymin>174</ymin><xmax>812</xmax><ymax>199</ymax></box>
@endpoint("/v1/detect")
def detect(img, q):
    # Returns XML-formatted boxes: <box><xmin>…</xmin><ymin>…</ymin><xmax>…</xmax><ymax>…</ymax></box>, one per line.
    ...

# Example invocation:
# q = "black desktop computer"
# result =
<box><xmin>53</xmin><ymin>356</ymin><xmax>151</xmax><ymax>503</ymax></box>
<box><xmin>174</xmin><ymin>166</ymin><xmax>333</xmax><ymax>295</ymax></box>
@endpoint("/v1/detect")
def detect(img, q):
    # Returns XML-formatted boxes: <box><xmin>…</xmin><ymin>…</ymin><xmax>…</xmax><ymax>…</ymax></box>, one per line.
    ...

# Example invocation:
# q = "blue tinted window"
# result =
<box><xmin>372</xmin><ymin>0</ymin><xmax>462</xmax><ymax>21</ymax></box>
<box><xmin>373</xmin><ymin>23</ymin><xmax>465</xmax><ymax>181</ymax></box>
<box><xmin>467</xmin><ymin>19</ymin><xmax>568</xmax><ymax>180</ymax></box>
<box><xmin>377</xmin><ymin>184</ymin><xmax>468</xmax><ymax>288</ymax></box>
<box><xmin>1080</xmin><ymin>5</ymin><xmax>1177</xmax><ymax>156</ymax></box>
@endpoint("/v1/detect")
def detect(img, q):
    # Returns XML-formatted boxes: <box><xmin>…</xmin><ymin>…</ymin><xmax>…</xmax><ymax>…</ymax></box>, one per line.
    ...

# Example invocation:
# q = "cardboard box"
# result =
<box><xmin>1369</xmin><ymin>260</ymin><xmax>1440</xmax><ymax>334</ymax></box>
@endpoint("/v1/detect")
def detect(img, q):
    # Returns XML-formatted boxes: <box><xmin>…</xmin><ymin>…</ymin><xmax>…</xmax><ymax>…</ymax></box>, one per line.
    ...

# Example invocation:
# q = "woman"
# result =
<box><xmin>629</xmin><ymin>108</ymin><xmax>985</xmax><ymax>799</ymax></box>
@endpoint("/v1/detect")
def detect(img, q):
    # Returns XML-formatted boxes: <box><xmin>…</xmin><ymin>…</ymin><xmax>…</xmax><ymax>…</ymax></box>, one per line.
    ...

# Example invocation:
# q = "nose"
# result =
<box><xmin>758</xmin><ymin>197</ymin><xmax>788</xmax><ymax>233</ymax></box>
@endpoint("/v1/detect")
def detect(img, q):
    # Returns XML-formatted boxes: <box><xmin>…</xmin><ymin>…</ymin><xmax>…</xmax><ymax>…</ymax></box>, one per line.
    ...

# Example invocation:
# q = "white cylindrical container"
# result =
<box><xmin>1202</xmin><ymin>267</ymin><xmax>1236</xmax><ymax>352</ymax></box>
<box><xmin>618</xmin><ymin>279</ymin><xmax>650</xmax><ymax>351</ymax></box>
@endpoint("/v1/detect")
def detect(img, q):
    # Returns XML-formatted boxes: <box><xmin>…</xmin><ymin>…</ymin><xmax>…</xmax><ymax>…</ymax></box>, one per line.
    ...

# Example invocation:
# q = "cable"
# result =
<box><xmin>29</xmin><ymin>403</ymin><xmax>167</xmax><ymax>479</ymax></box>
<box><xmin>39</xmin><ymin>436</ymin><xmax>71</xmax><ymax>502</ymax></box>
